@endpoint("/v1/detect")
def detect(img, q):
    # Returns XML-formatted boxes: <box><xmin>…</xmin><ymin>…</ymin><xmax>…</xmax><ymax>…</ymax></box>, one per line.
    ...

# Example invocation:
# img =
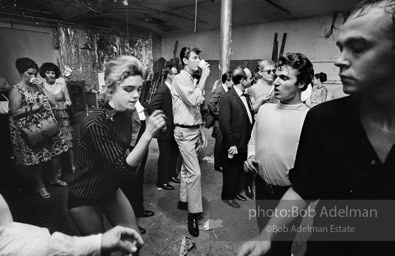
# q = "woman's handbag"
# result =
<box><xmin>19</xmin><ymin>106</ymin><xmax>60</xmax><ymax>148</ymax></box>
<box><xmin>0</xmin><ymin>93</ymin><xmax>9</xmax><ymax>114</ymax></box>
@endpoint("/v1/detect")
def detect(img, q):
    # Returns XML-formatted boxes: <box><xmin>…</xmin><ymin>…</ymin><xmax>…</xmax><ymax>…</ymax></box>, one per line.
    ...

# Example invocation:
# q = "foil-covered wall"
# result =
<box><xmin>56</xmin><ymin>26</ymin><xmax>152</xmax><ymax>92</ymax></box>
<box><xmin>120</xmin><ymin>35</ymin><xmax>153</xmax><ymax>79</ymax></box>
<box><xmin>57</xmin><ymin>27</ymin><xmax>99</xmax><ymax>92</ymax></box>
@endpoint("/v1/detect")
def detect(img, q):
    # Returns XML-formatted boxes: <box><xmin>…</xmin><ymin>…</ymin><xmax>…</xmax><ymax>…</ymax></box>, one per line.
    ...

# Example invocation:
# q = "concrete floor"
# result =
<box><xmin>3</xmin><ymin>111</ymin><xmax>307</xmax><ymax>256</ymax></box>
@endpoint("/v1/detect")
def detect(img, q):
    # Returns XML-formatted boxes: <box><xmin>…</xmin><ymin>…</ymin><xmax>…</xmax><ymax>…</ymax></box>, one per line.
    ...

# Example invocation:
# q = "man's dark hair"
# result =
<box><xmin>277</xmin><ymin>52</ymin><xmax>314</xmax><ymax>91</ymax></box>
<box><xmin>232</xmin><ymin>66</ymin><xmax>248</xmax><ymax>85</ymax></box>
<box><xmin>314</xmin><ymin>72</ymin><xmax>327</xmax><ymax>83</ymax></box>
<box><xmin>162</xmin><ymin>65</ymin><xmax>173</xmax><ymax>78</ymax></box>
<box><xmin>343</xmin><ymin>0</ymin><xmax>395</xmax><ymax>44</ymax></box>
<box><xmin>180</xmin><ymin>46</ymin><xmax>201</xmax><ymax>67</ymax></box>
<box><xmin>221</xmin><ymin>71</ymin><xmax>233</xmax><ymax>84</ymax></box>
<box><xmin>39</xmin><ymin>62</ymin><xmax>61</xmax><ymax>78</ymax></box>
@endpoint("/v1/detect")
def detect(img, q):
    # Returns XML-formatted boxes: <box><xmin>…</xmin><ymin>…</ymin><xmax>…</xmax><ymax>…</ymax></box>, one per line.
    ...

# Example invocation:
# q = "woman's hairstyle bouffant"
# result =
<box><xmin>314</xmin><ymin>72</ymin><xmax>327</xmax><ymax>83</ymax></box>
<box><xmin>15</xmin><ymin>57</ymin><xmax>38</xmax><ymax>74</ymax></box>
<box><xmin>39</xmin><ymin>62</ymin><xmax>61</xmax><ymax>78</ymax></box>
<box><xmin>104</xmin><ymin>55</ymin><xmax>145</xmax><ymax>97</ymax></box>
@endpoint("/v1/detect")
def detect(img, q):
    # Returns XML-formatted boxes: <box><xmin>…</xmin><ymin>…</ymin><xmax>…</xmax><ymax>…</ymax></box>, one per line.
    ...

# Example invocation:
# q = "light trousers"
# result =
<box><xmin>174</xmin><ymin>126</ymin><xmax>203</xmax><ymax>213</ymax></box>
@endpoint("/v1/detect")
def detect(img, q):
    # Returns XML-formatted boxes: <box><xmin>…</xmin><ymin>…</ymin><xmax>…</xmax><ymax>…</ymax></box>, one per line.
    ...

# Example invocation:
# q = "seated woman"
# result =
<box><xmin>67</xmin><ymin>56</ymin><xmax>165</xmax><ymax>237</ymax></box>
<box><xmin>39</xmin><ymin>62</ymin><xmax>75</xmax><ymax>173</ymax></box>
<box><xmin>8</xmin><ymin>58</ymin><xmax>67</xmax><ymax>199</ymax></box>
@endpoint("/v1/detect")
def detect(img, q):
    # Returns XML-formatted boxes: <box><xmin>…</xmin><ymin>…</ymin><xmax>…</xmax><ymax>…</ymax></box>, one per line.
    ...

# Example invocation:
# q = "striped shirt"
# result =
<box><xmin>69</xmin><ymin>104</ymin><xmax>136</xmax><ymax>199</ymax></box>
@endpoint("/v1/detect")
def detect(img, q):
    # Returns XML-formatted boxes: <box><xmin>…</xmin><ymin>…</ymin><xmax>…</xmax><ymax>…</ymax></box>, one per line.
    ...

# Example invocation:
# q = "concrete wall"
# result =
<box><xmin>161</xmin><ymin>14</ymin><xmax>344</xmax><ymax>93</ymax></box>
<box><xmin>0</xmin><ymin>22</ymin><xmax>57</xmax><ymax>85</ymax></box>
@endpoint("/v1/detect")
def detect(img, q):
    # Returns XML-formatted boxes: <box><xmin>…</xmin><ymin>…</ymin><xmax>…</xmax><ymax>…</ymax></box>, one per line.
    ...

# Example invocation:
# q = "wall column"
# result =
<box><xmin>220</xmin><ymin>0</ymin><xmax>232</xmax><ymax>75</ymax></box>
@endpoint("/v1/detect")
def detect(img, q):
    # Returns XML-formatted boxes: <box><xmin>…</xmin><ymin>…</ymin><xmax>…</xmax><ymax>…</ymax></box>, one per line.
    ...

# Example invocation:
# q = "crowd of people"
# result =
<box><xmin>1</xmin><ymin>0</ymin><xmax>395</xmax><ymax>255</ymax></box>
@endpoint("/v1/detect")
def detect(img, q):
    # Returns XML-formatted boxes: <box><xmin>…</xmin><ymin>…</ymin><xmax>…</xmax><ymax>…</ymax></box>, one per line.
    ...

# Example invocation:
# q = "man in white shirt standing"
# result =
<box><xmin>171</xmin><ymin>46</ymin><xmax>210</xmax><ymax>237</ymax></box>
<box><xmin>244</xmin><ymin>52</ymin><xmax>314</xmax><ymax>255</ymax></box>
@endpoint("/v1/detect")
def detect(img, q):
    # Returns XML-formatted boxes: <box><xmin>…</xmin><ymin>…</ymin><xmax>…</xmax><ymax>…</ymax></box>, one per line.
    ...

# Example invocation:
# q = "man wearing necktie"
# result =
<box><xmin>218</xmin><ymin>66</ymin><xmax>254</xmax><ymax>208</ymax></box>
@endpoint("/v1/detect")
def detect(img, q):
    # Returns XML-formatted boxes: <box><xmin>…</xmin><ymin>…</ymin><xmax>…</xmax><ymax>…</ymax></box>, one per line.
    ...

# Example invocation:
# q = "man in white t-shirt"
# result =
<box><xmin>244</xmin><ymin>52</ymin><xmax>314</xmax><ymax>255</ymax></box>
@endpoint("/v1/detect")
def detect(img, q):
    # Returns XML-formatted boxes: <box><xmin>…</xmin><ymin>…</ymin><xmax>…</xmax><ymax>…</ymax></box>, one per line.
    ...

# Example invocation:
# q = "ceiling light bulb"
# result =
<box><xmin>122</xmin><ymin>0</ymin><xmax>128</xmax><ymax>6</ymax></box>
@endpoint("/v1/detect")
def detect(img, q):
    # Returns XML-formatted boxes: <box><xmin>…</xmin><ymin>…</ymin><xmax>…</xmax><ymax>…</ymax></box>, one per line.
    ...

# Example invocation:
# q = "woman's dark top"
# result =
<box><xmin>69</xmin><ymin>103</ymin><xmax>136</xmax><ymax>199</ymax></box>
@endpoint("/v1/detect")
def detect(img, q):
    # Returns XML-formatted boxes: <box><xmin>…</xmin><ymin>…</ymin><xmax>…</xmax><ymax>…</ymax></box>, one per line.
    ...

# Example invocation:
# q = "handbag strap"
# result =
<box><xmin>0</xmin><ymin>93</ymin><xmax>8</xmax><ymax>101</ymax></box>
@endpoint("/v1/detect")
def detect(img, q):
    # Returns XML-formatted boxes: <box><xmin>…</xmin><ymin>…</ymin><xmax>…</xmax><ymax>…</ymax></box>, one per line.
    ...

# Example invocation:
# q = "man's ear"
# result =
<box><xmin>297</xmin><ymin>82</ymin><xmax>306</xmax><ymax>90</ymax></box>
<box><xmin>182</xmin><ymin>57</ymin><xmax>188</xmax><ymax>66</ymax></box>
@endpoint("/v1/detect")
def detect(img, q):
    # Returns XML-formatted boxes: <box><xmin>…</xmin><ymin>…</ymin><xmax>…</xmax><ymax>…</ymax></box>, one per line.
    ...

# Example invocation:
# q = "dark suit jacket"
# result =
<box><xmin>208</xmin><ymin>85</ymin><xmax>227</xmax><ymax>118</ymax></box>
<box><xmin>218</xmin><ymin>87</ymin><xmax>254</xmax><ymax>154</ymax></box>
<box><xmin>148</xmin><ymin>84</ymin><xmax>174</xmax><ymax>141</ymax></box>
<box><xmin>208</xmin><ymin>85</ymin><xmax>227</xmax><ymax>138</ymax></box>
